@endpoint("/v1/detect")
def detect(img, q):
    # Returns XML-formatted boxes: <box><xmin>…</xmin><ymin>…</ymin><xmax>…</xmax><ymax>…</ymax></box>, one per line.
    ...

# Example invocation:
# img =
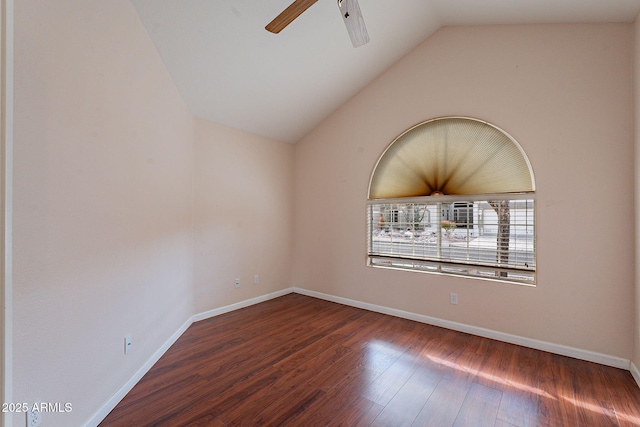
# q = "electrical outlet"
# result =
<box><xmin>27</xmin><ymin>402</ymin><xmax>42</xmax><ymax>427</ymax></box>
<box><xmin>254</xmin><ymin>275</ymin><xmax>259</xmax><ymax>284</ymax></box>
<box><xmin>124</xmin><ymin>335</ymin><xmax>132</xmax><ymax>354</ymax></box>
<box><xmin>234</xmin><ymin>278</ymin><xmax>240</xmax><ymax>289</ymax></box>
<box><xmin>450</xmin><ymin>293</ymin><xmax>458</xmax><ymax>305</ymax></box>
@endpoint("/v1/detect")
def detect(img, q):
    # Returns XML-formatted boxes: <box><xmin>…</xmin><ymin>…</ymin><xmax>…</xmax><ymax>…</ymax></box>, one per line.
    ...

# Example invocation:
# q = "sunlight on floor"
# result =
<box><xmin>561</xmin><ymin>393</ymin><xmax>640</xmax><ymax>425</ymax></box>
<box><xmin>424</xmin><ymin>353</ymin><xmax>556</xmax><ymax>400</ymax></box>
<box><xmin>364</xmin><ymin>339</ymin><xmax>556</xmax><ymax>399</ymax></box>
<box><xmin>364</xmin><ymin>340</ymin><xmax>406</xmax><ymax>373</ymax></box>
<box><xmin>361</xmin><ymin>338</ymin><xmax>640</xmax><ymax>426</ymax></box>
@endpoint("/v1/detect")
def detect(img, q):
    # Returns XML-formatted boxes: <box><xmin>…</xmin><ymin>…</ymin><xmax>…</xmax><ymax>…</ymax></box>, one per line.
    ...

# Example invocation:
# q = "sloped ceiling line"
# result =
<box><xmin>130</xmin><ymin>0</ymin><xmax>640</xmax><ymax>143</ymax></box>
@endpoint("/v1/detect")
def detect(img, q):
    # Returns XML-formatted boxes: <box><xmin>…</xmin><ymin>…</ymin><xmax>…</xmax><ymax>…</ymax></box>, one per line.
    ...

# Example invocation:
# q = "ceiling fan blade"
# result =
<box><xmin>338</xmin><ymin>0</ymin><xmax>370</xmax><ymax>47</ymax></box>
<box><xmin>266</xmin><ymin>0</ymin><xmax>318</xmax><ymax>34</ymax></box>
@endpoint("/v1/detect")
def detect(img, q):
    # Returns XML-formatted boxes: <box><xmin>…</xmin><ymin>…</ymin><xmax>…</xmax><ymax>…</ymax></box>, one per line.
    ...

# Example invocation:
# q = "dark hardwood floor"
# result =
<box><xmin>99</xmin><ymin>293</ymin><xmax>640</xmax><ymax>426</ymax></box>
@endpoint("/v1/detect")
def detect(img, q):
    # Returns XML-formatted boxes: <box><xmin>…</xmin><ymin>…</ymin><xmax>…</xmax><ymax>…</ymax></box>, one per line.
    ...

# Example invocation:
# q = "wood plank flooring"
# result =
<box><xmin>99</xmin><ymin>293</ymin><xmax>640</xmax><ymax>426</ymax></box>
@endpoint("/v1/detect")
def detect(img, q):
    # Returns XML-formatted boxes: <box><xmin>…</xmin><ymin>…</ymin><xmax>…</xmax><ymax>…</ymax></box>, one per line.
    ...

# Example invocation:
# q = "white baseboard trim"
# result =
<box><xmin>84</xmin><ymin>287</ymin><xmax>294</xmax><ymax>427</ymax></box>
<box><xmin>192</xmin><ymin>288</ymin><xmax>294</xmax><ymax>323</ymax></box>
<box><xmin>293</xmin><ymin>287</ymin><xmax>631</xmax><ymax>371</ymax></box>
<box><xmin>83</xmin><ymin>317</ymin><xmax>192</xmax><ymax>427</ymax></box>
<box><xmin>631</xmin><ymin>362</ymin><xmax>640</xmax><ymax>389</ymax></box>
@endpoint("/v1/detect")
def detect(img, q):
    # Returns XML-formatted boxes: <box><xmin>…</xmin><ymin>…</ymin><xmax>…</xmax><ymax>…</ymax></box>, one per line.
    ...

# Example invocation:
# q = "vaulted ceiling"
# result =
<box><xmin>131</xmin><ymin>0</ymin><xmax>640</xmax><ymax>143</ymax></box>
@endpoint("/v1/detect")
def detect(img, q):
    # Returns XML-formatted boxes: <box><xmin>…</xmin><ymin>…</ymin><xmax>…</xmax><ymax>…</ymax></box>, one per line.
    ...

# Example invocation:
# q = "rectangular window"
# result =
<box><xmin>367</xmin><ymin>195</ymin><xmax>535</xmax><ymax>284</ymax></box>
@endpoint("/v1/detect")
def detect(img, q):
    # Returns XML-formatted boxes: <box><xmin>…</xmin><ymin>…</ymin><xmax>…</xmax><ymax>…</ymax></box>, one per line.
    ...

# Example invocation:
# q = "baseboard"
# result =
<box><xmin>631</xmin><ymin>362</ymin><xmax>640</xmax><ymax>389</ymax></box>
<box><xmin>293</xmin><ymin>287</ymin><xmax>631</xmax><ymax>371</ymax></box>
<box><xmin>192</xmin><ymin>288</ymin><xmax>294</xmax><ymax>322</ymax></box>
<box><xmin>82</xmin><ymin>317</ymin><xmax>192</xmax><ymax>427</ymax></box>
<box><xmin>83</xmin><ymin>287</ymin><xmax>294</xmax><ymax>427</ymax></box>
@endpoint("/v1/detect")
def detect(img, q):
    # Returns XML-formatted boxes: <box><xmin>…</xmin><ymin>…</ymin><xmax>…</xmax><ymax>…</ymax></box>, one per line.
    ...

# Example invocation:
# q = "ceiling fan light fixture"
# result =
<box><xmin>338</xmin><ymin>0</ymin><xmax>370</xmax><ymax>48</ymax></box>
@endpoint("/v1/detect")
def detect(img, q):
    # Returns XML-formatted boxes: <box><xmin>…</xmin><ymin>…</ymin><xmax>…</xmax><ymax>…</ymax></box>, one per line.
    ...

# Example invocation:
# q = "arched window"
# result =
<box><xmin>367</xmin><ymin>117</ymin><xmax>536</xmax><ymax>284</ymax></box>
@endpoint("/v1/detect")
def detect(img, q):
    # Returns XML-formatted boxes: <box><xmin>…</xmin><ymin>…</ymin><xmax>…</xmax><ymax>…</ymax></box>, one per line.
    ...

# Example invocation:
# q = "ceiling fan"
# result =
<box><xmin>266</xmin><ymin>0</ymin><xmax>370</xmax><ymax>48</ymax></box>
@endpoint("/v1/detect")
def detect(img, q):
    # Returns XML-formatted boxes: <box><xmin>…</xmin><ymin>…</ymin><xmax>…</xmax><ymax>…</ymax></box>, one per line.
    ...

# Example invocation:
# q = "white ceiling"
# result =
<box><xmin>130</xmin><ymin>0</ymin><xmax>640</xmax><ymax>143</ymax></box>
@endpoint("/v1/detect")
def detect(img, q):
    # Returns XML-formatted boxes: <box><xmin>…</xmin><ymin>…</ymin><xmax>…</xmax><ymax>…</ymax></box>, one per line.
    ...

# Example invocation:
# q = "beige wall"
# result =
<box><xmin>13</xmin><ymin>1</ymin><xmax>196</xmax><ymax>425</ymax></box>
<box><xmin>193</xmin><ymin>118</ymin><xmax>294</xmax><ymax>313</ymax></box>
<box><xmin>294</xmin><ymin>24</ymin><xmax>635</xmax><ymax>358</ymax></box>
<box><xmin>634</xmin><ymin>15</ymin><xmax>640</xmax><ymax>373</ymax></box>
<box><xmin>13</xmin><ymin>1</ymin><xmax>296</xmax><ymax>425</ymax></box>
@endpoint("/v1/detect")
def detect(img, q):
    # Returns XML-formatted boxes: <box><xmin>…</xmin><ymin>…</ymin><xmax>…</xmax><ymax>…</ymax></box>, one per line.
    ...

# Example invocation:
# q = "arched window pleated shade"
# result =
<box><xmin>368</xmin><ymin>117</ymin><xmax>535</xmax><ymax>199</ymax></box>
